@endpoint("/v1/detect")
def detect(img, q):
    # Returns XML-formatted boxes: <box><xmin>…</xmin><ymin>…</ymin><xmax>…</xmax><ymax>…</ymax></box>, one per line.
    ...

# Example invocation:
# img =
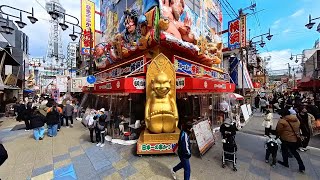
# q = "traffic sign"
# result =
<box><xmin>86</xmin><ymin>75</ymin><xmax>96</xmax><ymax>84</ymax></box>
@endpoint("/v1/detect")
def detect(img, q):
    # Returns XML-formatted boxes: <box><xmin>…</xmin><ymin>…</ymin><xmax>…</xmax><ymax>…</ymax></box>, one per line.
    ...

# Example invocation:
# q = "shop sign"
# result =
<box><xmin>133</xmin><ymin>78</ymin><xmax>145</xmax><ymax>89</ymax></box>
<box><xmin>173</xmin><ymin>56</ymin><xmax>226</xmax><ymax>80</ymax></box>
<box><xmin>228</xmin><ymin>18</ymin><xmax>240</xmax><ymax>50</ymax></box>
<box><xmin>95</xmin><ymin>56</ymin><xmax>146</xmax><ymax>82</ymax></box>
<box><xmin>213</xmin><ymin>83</ymin><xmax>226</xmax><ymax>90</ymax></box>
<box><xmin>176</xmin><ymin>77</ymin><xmax>185</xmax><ymax>89</ymax></box>
<box><xmin>81</xmin><ymin>0</ymin><xmax>95</xmax><ymax>55</ymax></box>
<box><xmin>240</xmin><ymin>15</ymin><xmax>247</xmax><ymax>48</ymax></box>
<box><xmin>4</xmin><ymin>74</ymin><xmax>17</xmax><ymax>86</ymax></box>
<box><xmin>138</xmin><ymin>143</ymin><xmax>175</xmax><ymax>154</ymax></box>
<box><xmin>98</xmin><ymin>83</ymin><xmax>112</xmax><ymax>90</ymax></box>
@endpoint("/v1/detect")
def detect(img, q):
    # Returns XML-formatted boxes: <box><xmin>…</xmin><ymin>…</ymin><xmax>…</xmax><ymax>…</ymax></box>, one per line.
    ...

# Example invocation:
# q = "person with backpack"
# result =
<box><xmin>171</xmin><ymin>121</ymin><xmax>193</xmax><ymax>180</ymax></box>
<box><xmin>46</xmin><ymin>106</ymin><xmax>60</xmax><ymax>137</ymax></box>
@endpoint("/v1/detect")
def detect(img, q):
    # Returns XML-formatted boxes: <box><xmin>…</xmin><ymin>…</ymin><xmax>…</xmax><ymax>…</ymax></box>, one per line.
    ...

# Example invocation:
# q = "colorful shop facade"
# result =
<box><xmin>82</xmin><ymin>0</ymin><xmax>235</xmax><ymax>154</ymax></box>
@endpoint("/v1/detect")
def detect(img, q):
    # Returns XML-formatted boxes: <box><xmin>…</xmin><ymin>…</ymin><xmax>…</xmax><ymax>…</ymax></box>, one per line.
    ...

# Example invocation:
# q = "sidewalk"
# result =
<box><xmin>0</xmin><ymin>116</ymin><xmax>320</xmax><ymax>180</ymax></box>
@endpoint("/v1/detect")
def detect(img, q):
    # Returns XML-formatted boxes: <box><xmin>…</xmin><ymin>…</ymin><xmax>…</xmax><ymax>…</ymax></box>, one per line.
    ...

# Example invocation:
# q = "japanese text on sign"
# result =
<box><xmin>228</xmin><ymin>18</ymin><xmax>240</xmax><ymax>49</ymax></box>
<box><xmin>81</xmin><ymin>0</ymin><xmax>95</xmax><ymax>55</ymax></box>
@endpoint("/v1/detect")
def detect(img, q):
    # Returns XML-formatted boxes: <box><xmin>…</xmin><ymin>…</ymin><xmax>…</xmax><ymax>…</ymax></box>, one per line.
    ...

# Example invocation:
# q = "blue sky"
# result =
<box><xmin>222</xmin><ymin>0</ymin><xmax>320</xmax><ymax>70</ymax></box>
<box><xmin>2</xmin><ymin>0</ymin><xmax>320</xmax><ymax>71</ymax></box>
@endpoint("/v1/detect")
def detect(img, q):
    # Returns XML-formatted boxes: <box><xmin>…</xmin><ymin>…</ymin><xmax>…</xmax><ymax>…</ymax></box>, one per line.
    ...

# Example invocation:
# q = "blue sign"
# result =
<box><xmin>87</xmin><ymin>75</ymin><xmax>96</xmax><ymax>84</ymax></box>
<box><xmin>228</xmin><ymin>18</ymin><xmax>241</xmax><ymax>50</ymax></box>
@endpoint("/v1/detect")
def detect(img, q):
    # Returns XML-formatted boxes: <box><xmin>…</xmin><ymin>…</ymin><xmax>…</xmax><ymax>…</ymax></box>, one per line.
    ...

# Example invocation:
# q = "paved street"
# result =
<box><xmin>0</xmin><ymin>116</ymin><xmax>320</xmax><ymax>180</ymax></box>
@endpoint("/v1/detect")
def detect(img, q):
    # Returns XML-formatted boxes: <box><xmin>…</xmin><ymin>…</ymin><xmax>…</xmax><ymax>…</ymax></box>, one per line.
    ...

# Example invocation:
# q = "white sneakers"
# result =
<box><xmin>171</xmin><ymin>168</ymin><xmax>176</xmax><ymax>180</ymax></box>
<box><xmin>96</xmin><ymin>143</ymin><xmax>105</xmax><ymax>147</ymax></box>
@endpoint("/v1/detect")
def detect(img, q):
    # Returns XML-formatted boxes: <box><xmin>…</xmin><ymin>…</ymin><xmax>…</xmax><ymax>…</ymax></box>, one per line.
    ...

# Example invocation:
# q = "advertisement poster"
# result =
<box><xmin>241</xmin><ymin>104</ymin><xmax>250</xmax><ymax>122</ymax></box>
<box><xmin>192</xmin><ymin>119</ymin><xmax>215</xmax><ymax>155</ymax></box>
<box><xmin>81</xmin><ymin>0</ymin><xmax>95</xmax><ymax>55</ymax></box>
<box><xmin>56</xmin><ymin>76</ymin><xmax>68</xmax><ymax>92</ymax></box>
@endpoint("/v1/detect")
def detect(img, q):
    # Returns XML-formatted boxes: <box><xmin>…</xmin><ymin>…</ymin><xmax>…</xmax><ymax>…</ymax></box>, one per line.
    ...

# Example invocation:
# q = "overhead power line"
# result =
<box><xmin>217</xmin><ymin>0</ymin><xmax>236</xmax><ymax>19</ymax></box>
<box><xmin>224</xmin><ymin>0</ymin><xmax>238</xmax><ymax>17</ymax></box>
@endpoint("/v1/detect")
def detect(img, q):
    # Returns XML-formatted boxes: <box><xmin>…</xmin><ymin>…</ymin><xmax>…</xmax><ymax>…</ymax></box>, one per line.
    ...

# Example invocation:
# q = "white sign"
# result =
<box><xmin>176</xmin><ymin>77</ymin><xmax>185</xmax><ymax>89</ymax></box>
<box><xmin>247</xmin><ymin>104</ymin><xmax>252</xmax><ymax>116</ymax></box>
<box><xmin>71</xmin><ymin>77</ymin><xmax>88</xmax><ymax>92</ymax></box>
<box><xmin>56</xmin><ymin>76</ymin><xmax>68</xmax><ymax>92</ymax></box>
<box><xmin>133</xmin><ymin>78</ymin><xmax>145</xmax><ymax>89</ymax></box>
<box><xmin>4</xmin><ymin>65</ymin><xmax>12</xmax><ymax>75</ymax></box>
<box><xmin>193</xmin><ymin>119</ymin><xmax>215</xmax><ymax>155</ymax></box>
<box><xmin>241</xmin><ymin>104</ymin><xmax>250</xmax><ymax>122</ymax></box>
<box><xmin>67</xmin><ymin>42</ymin><xmax>78</xmax><ymax>68</ymax></box>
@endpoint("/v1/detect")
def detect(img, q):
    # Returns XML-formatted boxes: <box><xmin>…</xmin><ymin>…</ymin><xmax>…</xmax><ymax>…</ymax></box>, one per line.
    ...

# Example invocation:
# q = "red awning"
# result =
<box><xmin>83</xmin><ymin>76</ymin><xmax>236</xmax><ymax>94</ymax></box>
<box><xmin>298</xmin><ymin>79</ymin><xmax>320</xmax><ymax>88</ymax></box>
<box><xmin>83</xmin><ymin>76</ymin><xmax>145</xmax><ymax>94</ymax></box>
<box><xmin>176</xmin><ymin>77</ymin><xmax>235</xmax><ymax>93</ymax></box>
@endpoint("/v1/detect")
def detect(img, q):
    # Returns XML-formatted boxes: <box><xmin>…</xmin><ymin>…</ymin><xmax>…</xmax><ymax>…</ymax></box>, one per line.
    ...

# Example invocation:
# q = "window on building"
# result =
<box><xmin>207</xmin><ymin>11</ymin><xmax>221</xmax><ymax>32</ymax></box>
<box><xmin>185</xmin><ymin>0</ymin><xmax>200</xmax><ymax>16</ymax></box>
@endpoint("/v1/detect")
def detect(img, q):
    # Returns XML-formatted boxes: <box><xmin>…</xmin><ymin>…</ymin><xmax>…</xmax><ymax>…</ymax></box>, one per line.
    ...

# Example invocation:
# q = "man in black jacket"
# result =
<box><xmin>171</xmin><ymin>121</ymin><xmax>193</xmax><ymax>180</ymax></box>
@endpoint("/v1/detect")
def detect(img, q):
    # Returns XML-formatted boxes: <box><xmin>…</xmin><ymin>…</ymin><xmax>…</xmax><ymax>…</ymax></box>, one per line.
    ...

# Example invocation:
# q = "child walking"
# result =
<box><xmin>265</xmin><ymin>132</ymin><xmax>279</xmax><ymax>167</ymax></box>
<box><xmin>262</xmin><ymin>110</ymin><xmax>273</xmax><ymax>136</ymax></box>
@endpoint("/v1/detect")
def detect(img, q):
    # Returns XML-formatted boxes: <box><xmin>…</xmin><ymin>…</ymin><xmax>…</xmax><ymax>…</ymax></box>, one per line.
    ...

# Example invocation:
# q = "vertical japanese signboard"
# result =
<box><xmin>81</xmin><ymin>0</ymin><xmax>95</xmax><ymax>55</ymax></box>
<box><xmin>228</xmin><ymin>18</ymin><xmax>240</xmax><ymax>49</ymax></box>
<box><xmin>240</xmin><ymin>15</ymin><xmax>247</xmax><ymax>48</ymax></box>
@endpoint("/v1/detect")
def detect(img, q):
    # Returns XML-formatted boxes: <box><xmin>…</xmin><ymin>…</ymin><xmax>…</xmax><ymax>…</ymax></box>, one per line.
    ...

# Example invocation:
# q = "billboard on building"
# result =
<box><xmin>67</xmin><ymin>42</ymin><xmax>78</xmax><ymax>68</ymax></box>
<box><xmin>228</xmin><ymin>18</ymin><xmax>240</xmax><ymax>49</ymax></box>
<box><xmin>240</xmin><ymin>15</ymin><xmax>246</xmax><ymax>48</ymax></box>
<box><xmin>56</xmin><ymin>76</ymin><xmax>68</xmax><ymax>92</ymax></box>
<box><xmin>81</xmin><ymin>0</ymin><xmax>95</xmax><ymax>55</ymax></box>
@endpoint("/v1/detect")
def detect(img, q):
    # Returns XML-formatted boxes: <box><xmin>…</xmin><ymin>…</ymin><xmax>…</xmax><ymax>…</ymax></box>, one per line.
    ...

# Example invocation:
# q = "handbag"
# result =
<box><xmin>286</xmin><ymin>120</ymin><xmax>305</xmax><ymax>147</ymax></box>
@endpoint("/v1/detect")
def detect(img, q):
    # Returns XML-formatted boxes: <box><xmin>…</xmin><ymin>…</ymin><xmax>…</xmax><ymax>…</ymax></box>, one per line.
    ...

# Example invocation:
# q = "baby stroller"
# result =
<box><xmin>220</xmin><ymin>119</ymin><xmax>238</xmax><ymax>171</ymax></box>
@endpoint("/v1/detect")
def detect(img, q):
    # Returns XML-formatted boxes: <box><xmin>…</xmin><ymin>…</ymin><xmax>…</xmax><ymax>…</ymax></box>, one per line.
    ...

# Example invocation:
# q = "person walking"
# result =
<box><xmin>296</xmin><ymin>105</ymin><xmax>315</xmax><ymax>152</ymax></box>
<box><xmin>260</xmin><ymin>97</ymin><xmax>268</xmax><ymax>113</ymax></box>
<box><xmin>84</xmin><ymin>109</ymin><xmax>97</xmax><ymax>143</ymax></box>
<box><xmin>63</xmin><ymin>101</ymin><xmax>74</xmax><ymax>128</ymax></box>
<box><xmin>29</xmin><ymin>108</ymin><xmax>46</xmax><ymax>140</ymax></box>
<box><xmin>262</xmin><ymin>110</ymin><xmax>273</xmax><ymax>136</ymax></box>
<box><xmin>276</xmin><ymin>108</ymin><xmax>305</xmax><ymax>173</ymax></box>
<box><xmin>46</xmin><ymin>106</ymin><xmax>60</xmax><ymax>137</ymax></box>
<box><xmin>171</xmin><ymin>121</ymin><xmax>193</xmax><ymax>180</ymax></box>
<box><xmin>254</xmin><ymin>95</ymin><xmax>260</xmax><ymax>111</ymax></box>
<box><xmin>95</xmin><ymin>109</ymin><xmax>107</xmax><ymax>147</ymax></box>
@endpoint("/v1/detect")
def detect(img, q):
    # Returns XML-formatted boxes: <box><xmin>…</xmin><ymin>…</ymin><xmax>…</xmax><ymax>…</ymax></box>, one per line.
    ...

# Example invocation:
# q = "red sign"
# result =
<box><xmin>92</xmin><ymin>77</ymin><xmax>145</xmax><ymax>94</ymax></box>
<box><xmin>253</xmin><ymin>82</ymin><xmax>261</xmax><ymax>89</ymax></box>
<box><xmin>240</xmin><ymin>15</ymin><xmax>247</xmax><ymax>48</ymax></box>
<box><xmin>95</xmin><ymin>56</ymin><xmax>146</xmax><ymax>82</ymax></box>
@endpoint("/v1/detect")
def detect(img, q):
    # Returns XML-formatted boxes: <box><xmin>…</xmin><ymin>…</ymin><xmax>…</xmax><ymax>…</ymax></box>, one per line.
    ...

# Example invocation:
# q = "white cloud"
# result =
<box><xmin>260</xmin><ymin>49</ymin><xmax>299</xmax><ymax>71</ymax></box>
<box><xmin>271</xmin><ymin>19</ymin><xmax>281</xmax><ymax>29</ymax></box>
<box><xmin>290</xmin><ymin>9</ymin><xmax>305</xmax><ymax>18</ymax></box>
<box><xmin>282</xmin><ymin>28</ymin><xmax>291</xmax><ymax>33</ymax></box>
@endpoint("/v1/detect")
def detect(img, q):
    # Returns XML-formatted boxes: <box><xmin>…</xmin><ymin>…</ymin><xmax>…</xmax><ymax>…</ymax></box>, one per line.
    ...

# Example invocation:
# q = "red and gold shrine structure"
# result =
<box><xmin>83</xmin><ymin>0</ymin><xmax>234</xmax><ymax>154</ymax></box>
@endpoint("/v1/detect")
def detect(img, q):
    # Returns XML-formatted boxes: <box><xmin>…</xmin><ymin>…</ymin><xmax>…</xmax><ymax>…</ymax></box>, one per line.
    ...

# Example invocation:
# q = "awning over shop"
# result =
<box><xmin>0</xmin><ymin>49</ymin><xmax>21</xmax><ymax>66</ymax></box>
<box><xmin>83</xmin><ymin>76</ymin><xmax>145</xmax><ymax>94</ymax></box>
<box><xmin>83</xmin><ymin>76</ymin><xmax>235</xmax><ymax>94</ymax></box>
<box><xmin>229</xmin><ymin>93</ymin><xmax>244</xmax><ymax>100</ymax></box>
<box><xmin>176</xmin><ymin>77</ymin><xmax>235</xmax><ymax>93</ymax></box>
<box><xmin>298</xmin><ymin>79</ymin><xmax>320</xmax><ymax>89</ymax></box>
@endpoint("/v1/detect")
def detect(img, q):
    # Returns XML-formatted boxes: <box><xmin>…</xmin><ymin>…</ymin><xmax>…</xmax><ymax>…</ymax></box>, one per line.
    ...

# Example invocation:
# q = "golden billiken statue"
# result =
<box><xmin>145</xmin><ymin>72</ymin><xmax>178</xmax><ymax>133</ymax></box>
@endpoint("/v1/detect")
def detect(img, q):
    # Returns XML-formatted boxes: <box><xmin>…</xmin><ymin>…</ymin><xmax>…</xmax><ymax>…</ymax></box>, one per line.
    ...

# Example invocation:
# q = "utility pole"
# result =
<box><xmin>239</xmin><ymin>8</ymin><xmax>245</xmax><ymax>96</ymax></box>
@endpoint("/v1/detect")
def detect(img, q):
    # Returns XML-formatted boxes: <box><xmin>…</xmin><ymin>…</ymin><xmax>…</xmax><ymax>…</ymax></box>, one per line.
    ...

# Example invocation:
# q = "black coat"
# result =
<box><xmin>30</xmin><ymin>113</ymin><xmax>46</xmax><ymax>129</ymax></box>
<box><xmin>46</xmin><ymin>110</ymin><xmax>60</xmax><ymax>125</ymax></box>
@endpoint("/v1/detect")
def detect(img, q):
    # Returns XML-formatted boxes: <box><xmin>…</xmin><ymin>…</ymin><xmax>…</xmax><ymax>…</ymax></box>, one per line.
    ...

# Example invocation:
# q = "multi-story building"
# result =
<box><xmin>0</xmin><ymin>14</ymin><xmax>29</xmax><ymax>112</ymax></box>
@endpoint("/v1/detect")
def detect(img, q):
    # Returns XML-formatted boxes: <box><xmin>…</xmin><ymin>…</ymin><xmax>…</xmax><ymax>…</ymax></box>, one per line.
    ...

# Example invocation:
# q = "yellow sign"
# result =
<box><xmin>4</xmin><ymin>74</ymin><xmax>18</xmax><ymax>86</ymax></box>
<box><xmin>81</xmin><ymin>0</ymin><xmax>95</xmax><ymax>55</ymax></box>
<box><xmin>240</xmin><ymin>15</ymin><xmax>246</xmax><ymax>48</ymax></box>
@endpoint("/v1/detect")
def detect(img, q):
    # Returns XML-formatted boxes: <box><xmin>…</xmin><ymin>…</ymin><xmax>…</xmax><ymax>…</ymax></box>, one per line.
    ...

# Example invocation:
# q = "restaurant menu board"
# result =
<box><xmin>193</xmin><ymin>119</ymin><xmax>215</xmax><ymax>155</ymax></box>
<box><xmin>241</xmin><ymin>104</ymin><xmax>250</xmax><ymax>122</ymax></box>
<box><xmin>247</xmin><ymin>104</ymin><xmax>252</xmax><ymax>116</ymax></box>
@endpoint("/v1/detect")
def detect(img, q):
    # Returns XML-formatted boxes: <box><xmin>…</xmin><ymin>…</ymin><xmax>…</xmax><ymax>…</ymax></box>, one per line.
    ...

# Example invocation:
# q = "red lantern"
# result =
<box><xmin>253</xmin><ymin>82</ymin><xmax>261</xmax><ymax>88</ymax></box>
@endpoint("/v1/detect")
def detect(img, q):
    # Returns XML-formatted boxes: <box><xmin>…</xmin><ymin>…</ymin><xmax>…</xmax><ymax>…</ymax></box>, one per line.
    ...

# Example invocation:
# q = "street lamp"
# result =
<box><xmin>289</xmin><ymin>53</ymin><xmax>304</xmax><ymax>63</ymax></box>
<box><xmin>305</xmin><ymin>14</ymin><xmax>320</xmax><ymax>33</ymax></box>
<box><xmin>0</xmin><ymin>5</ymin><xmax>38</xmax><ymax>34</ymax></box>
<box><xmin>259</xmin><ymin>36</ymin><xmax>266</xmax><ymax>48</ymax></box>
